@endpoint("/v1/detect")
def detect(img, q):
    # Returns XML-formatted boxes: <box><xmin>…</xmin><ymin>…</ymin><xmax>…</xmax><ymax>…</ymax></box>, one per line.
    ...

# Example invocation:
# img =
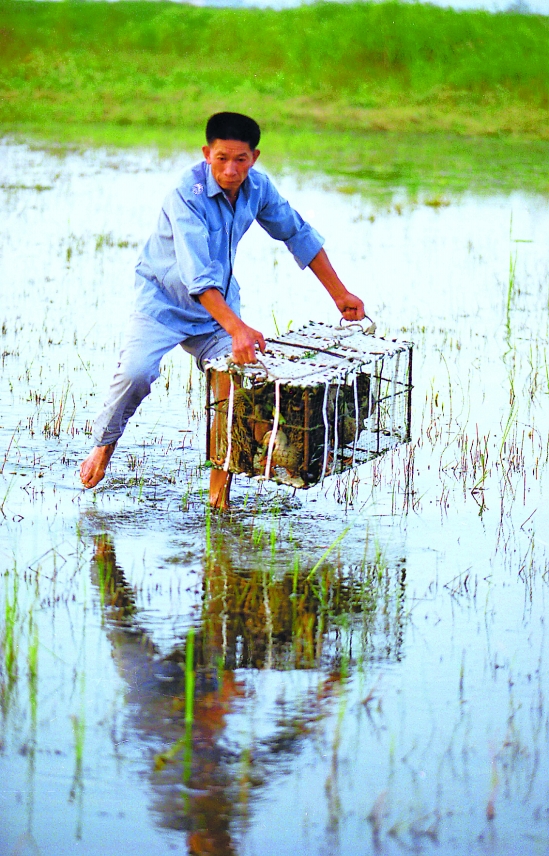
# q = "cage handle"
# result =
<box><xmin>226</xmin><ymin>358</ymin><xmax>269</xmax><ymax>379</ymax></box>
<box><xmin>337</xmin><ymin>314</ymin><xmax>377</xmax><ymax>335</ymax></box>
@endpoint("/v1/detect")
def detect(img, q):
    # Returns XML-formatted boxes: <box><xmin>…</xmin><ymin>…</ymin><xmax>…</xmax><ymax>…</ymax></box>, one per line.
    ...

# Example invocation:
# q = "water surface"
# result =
<box><xmin>1</xmin><ymin>141</ymin><xmax>549</xmax><ymax>855</ymax></box>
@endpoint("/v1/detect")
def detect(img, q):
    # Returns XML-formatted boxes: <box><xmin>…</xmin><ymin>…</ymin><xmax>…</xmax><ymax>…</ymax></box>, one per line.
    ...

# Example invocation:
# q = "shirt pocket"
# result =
<box><xmin>207</xmin><ymin>226</ymin><xmax>227</xmax><ymax>258</ymax></box>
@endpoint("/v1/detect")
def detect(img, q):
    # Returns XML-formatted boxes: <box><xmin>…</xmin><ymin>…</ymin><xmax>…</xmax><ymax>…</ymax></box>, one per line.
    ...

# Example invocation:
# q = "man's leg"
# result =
<box><xmin>181</xmin><ymin>332</ymin><xmax>235</xmax><ymax>510</ymax></box>
<box><xmin>80</xmin><ymin>313</ymin><xmax>184</xmax><ymax>489</ymax></box>
<box><xmin>208</xmin><ymin>369</ymin><xmax>233</xmax><ymax>510</ymax></box>
<box><xmin>210</xmin><ymin>468</ymin><xmax>232</xmax><ymax>510</ymax></box>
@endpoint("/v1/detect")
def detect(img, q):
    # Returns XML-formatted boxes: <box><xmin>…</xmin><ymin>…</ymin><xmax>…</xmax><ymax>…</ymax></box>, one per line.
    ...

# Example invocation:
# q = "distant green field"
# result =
<box><xmin>2</xmin><ymin>0</ymin><xmax>549</xmax><ymax>195</ymax></box>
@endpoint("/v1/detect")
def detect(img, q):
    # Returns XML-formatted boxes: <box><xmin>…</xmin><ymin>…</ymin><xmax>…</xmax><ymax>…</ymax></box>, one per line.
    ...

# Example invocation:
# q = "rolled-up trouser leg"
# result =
<box><xmin>92</xmin><ymin>312</ymin><xmax>186</xmax><ymax>446</ymax></box>
<box><xmin>180</xmin><ymin>329</ymin><xmax>233</xmax><ymax>372</ymax></box>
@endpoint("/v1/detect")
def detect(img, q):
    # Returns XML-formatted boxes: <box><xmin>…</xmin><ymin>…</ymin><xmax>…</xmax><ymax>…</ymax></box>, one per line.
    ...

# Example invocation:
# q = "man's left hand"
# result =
<box><xmin>335</xmin><ymin>291</ymin><xmax>366</xmax><ymax>322</ymax></box>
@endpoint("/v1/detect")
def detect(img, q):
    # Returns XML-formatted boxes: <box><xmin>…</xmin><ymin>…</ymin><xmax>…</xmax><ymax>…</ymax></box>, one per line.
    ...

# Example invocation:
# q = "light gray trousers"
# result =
<box><xmin>92</xmin><ymin>312</ymin><xmax>231</xmax><ymax>447</ymax></box>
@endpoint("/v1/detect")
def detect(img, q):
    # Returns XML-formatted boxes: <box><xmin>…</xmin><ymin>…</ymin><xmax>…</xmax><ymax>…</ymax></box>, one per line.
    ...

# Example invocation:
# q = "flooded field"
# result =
<box><xmin>1</xmin><ymin>139</ymin><xmax>549</xmax><ymax>855</ymax></box>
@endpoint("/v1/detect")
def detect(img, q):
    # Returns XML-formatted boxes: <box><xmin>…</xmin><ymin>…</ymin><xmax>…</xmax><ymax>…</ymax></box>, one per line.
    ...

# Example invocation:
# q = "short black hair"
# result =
<box><xmin>206</xmin><ymin>112</ymin><xmax>261</xmax><ymax>150</ymax></box>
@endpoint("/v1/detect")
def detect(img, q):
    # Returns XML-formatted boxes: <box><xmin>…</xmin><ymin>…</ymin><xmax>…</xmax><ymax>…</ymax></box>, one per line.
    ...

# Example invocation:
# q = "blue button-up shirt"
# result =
<box><xmin>134</xmin><ymin>161</ymin><xmax>324</xmax><ymax>337</ymax></box>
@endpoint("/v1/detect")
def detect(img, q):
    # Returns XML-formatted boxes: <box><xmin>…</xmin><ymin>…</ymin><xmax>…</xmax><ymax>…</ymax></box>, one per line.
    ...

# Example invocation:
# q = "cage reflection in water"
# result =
<box><xmin>205</xmin><ymin>322</ymin><xmax>413</xmax><ymax>488</ymax></box>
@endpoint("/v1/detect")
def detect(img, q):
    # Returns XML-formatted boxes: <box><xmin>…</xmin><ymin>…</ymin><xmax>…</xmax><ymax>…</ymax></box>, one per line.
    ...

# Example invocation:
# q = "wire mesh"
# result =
<box><xmin>205</xmin><ymin>322</ymin><xmax>412</xmax><ymax>488</ymax></box>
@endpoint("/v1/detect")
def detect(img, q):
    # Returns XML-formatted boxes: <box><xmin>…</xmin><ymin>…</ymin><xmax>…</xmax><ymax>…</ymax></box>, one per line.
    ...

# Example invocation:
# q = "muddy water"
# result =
<box><xmin>1</xmin><ymin>141</ymin><xmax>548</xmax><ymax>855</ymax></box>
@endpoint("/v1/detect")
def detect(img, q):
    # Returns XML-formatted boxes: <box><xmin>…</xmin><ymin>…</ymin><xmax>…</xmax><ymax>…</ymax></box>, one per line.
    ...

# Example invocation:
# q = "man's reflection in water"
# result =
<box><xmin>90</xmin><ymin>529</ymin><xmax>407</xmax><ymax>855</ymax></box>
<box><xmin>91</xmin><ymin>534</ymin><xmax>243</xmax><ymax>855</ymax></box>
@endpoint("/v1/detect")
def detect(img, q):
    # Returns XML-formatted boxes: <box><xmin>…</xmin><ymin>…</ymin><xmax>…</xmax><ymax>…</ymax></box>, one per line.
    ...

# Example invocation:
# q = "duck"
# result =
<box><xmin>259</xmin><ymin>428</ymin><xmax>301</xmax><ymax>477</ymax></box>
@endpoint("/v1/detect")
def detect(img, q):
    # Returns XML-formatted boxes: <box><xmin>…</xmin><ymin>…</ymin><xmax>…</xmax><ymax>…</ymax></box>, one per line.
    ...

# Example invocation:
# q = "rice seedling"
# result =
<box><xmin>486</xmin><ymin>749</ymin><xmax>499</xmax><ymax>821</ymax></box>
<box><xmin>305</xmin><ymin>527</ymin><xmax>351</xmax><ymax>582</ymax></box>
<box><xmin>0</xmin><ymin>424</ymin><xmax>20</xmax><ymax>476</ymax></box>
<box><xmin>71</xmin><ymin>705</ymin><xmax>85</xmax><ymax>777</ymax></box>
<box><xmin>185</xmin><ymin>627</ymin><xmax>195</xmax><ymax>727</ymax></box>
<box><xmin>1</xmin><ymin>571</ymin><xmax>20</xmax><ymax>711</ymax></box>
<box><xmin>27</xmin><ymin>612</ymin><xmax>38</xmax><ymax>729</ymax></box>
<box><xmin>69</xmin><ymin>668</ymin><xmax>86</xmax><ymax>840</ymax></box>
<box><xmin>42</xmin><ymin>380</ymin><xmax>74</xmax><ymax>439</ymax></box>
<box><xmin>0</xmin><ymin>473</ymin><xmax>18</xmax><ymax>519</ymax></box>
<box><xmin>505</xmin><ymin>247</ymin><xmax>518</xmax><ymax>340</ymax></box>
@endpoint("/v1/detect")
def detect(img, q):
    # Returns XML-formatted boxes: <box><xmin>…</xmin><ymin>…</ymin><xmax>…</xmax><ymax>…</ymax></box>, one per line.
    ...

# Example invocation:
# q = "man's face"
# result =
<box><xmin>203</xmin><ymin>139</ymin><xmax>260</xmax><ymax>197</ymax></box>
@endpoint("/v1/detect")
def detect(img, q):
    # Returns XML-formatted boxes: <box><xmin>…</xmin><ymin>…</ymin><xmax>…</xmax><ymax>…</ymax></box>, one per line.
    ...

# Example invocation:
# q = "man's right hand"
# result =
<box><xmin>198</xmin><ymin>288</ymin><xmax>265</xmax><ymax>365</ymax></box>
<box><xmin>230</xmin><ymin>321</ymin><xmax>266</xmax><ymax>365</ymax></box>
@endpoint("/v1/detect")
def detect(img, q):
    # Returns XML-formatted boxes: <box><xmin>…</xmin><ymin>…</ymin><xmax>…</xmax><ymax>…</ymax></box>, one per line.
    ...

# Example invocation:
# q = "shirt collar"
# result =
<box><xmin>205</xmin><ymin>163</ymin><xmax>222</xmax><ymax>198</ymax></box>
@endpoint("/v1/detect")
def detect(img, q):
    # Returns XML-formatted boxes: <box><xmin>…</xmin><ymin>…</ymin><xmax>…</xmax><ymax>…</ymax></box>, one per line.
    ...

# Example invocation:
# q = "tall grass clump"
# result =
<box><xmin>1</xmin><ymin>0</ymin><xmax>548</xmax><ymax>144</ymax></box>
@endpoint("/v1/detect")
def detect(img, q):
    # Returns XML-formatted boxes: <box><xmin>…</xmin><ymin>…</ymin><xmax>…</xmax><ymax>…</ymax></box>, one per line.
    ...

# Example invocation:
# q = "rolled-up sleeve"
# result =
<box><xmin>163</xmin><ymin>190</ymin><xmax>226</xmax><ymax>299</ymax></box>
<box><xmin>256</xmin><ymin>180</ymin><xmax>324</xmax><ymax>269</ymax></box>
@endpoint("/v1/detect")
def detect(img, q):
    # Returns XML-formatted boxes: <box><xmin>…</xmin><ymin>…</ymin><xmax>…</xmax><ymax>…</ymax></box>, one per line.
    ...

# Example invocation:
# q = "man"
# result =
<box><xmin>80</xmin><ymin>112</ymin><xmax>365</xmax><ymax>507</ymax></box>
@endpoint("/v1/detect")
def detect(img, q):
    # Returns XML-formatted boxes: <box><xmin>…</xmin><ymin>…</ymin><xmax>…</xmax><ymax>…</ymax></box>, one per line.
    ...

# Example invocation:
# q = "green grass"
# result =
<box><xmin>1</xmin><ymin>0</ymin><xmax>549</xmax><ymax>195</ymax></box>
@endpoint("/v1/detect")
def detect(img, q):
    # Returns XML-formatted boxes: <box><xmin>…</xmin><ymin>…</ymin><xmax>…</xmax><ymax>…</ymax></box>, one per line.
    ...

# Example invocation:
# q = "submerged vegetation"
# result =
<box><xmin>1</xmin><ymin>0</ymin><xmax>549</xmax><ymax>194</ymax></box>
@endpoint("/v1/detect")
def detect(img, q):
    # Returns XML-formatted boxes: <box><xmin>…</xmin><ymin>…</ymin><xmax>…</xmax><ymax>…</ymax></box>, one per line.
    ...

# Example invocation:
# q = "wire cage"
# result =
<box><xmin>205</xmin><ymin>322</ymin><xmax>413</xmax><ymax>488</ymax></box>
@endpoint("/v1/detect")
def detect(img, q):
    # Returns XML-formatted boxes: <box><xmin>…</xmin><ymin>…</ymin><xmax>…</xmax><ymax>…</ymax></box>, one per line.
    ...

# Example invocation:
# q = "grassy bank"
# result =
<box><xmin>1</xmin><ymin>0</ymin><xmax>549</xmax><ymax>195</ymax></box>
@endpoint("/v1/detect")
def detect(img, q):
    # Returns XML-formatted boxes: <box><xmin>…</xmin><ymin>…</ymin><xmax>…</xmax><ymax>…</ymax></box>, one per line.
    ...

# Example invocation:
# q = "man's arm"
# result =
<box><xmin>198</xmin><ymin>288</ymin><xmax>265</xmax><ymax>365</ymax></box>
<box><xmin>308</xmin><ymin>249</ymin><xmax>366</xmax><ymax>321</ymax></box>
<box><xmin>199</xmin><ymin>248</ymin><xmax>365</xmax><ymax>363</ymax></box>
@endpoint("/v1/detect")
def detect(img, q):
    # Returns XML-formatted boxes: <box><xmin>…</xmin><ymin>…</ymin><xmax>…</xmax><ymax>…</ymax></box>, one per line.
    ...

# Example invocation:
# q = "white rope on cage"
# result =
<box><xmin>207</xmin><ymin>336</ymin><xmax>403</xmax><ymax>387</ymax></box>
<box><xmin>223</xmin><ymin>374</ymin><xmax>235</xmax><ymax>472</ymax></box>
<box><xmin>389</xmin><ymin>350</ymin><xmax>401</xmax><ymax>442</ymax></box>
<box><xmin>264</xmin><ymin>379</ymin><xmax>281</xmax><ymax>481</ymax></box>
<box><xmin>320</xmin><ymin>381</ymin><xmax>330</xmax><ymax>484</ymax></box>
<box><xmin>332</xmin><ymin>377</ymin><xmax>342</xmax><ymax>472</ymax></box>
<box><xmin>207</xmin><ymin>330</ymin><xmax>412</xmax><ymax>389</ymax></box>
<box><xmin>352</xmin><ymin>372</ymin><xmax>360</xmax><ymax>468</ymax></box>
<box><xmin>364</xmin><ymin>365</ymin><xmax>375</xmax><ymax>457</ymax></box>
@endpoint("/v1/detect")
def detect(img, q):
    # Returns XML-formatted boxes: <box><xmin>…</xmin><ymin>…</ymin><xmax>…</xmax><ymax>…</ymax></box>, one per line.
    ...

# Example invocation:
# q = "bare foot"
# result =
<box><xmin>209</xmin><ymin>468</ymin><xmax>232</xmax><ymax>510</ymax></box>
<box><xmin>80</xmin><ymin>443</ymin><xmax>116</xmax><ymax>489</ymax></box>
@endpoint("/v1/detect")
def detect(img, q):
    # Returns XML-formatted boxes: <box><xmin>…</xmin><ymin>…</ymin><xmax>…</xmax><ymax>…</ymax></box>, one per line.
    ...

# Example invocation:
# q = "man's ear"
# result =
<box><xmin>202</xmin><ymin>145</ymin><xmax>211</xmax><ymax>162</ymax></box>
<box><xmin>252</xmin><ymin>149</ymin><xmax>260</xmax><ymax>164</ymax></box>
